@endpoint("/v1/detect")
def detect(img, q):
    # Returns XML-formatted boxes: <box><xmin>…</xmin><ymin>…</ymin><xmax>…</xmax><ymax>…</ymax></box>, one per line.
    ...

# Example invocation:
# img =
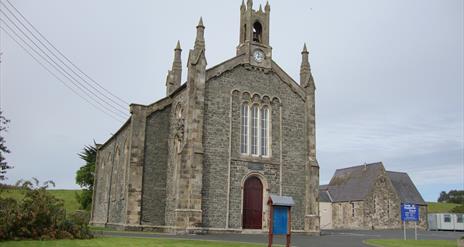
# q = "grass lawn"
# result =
<box><xmin>427</xmin><ymin>202</ymin><xmax>461</xmax><ymax>213</ymax></box>
<box><xmin>0</xmin><ymin>237</ymin><xmax>265</xmax><ymax>247</ymax></box>
<box><xmin>0</xmin><ymin>189</ymin><xmax>82</xmax><ymax>213</ymax></box>
<box><xmin>364</xmin><ymin>239</ymin><xmax>457</xmax><ymax>247</ymax></box>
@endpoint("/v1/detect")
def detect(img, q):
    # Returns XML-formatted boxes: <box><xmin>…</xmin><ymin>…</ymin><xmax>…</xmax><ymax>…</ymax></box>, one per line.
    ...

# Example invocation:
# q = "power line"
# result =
<box><xmin>0</xmin><ymin>9</ymin><xmax>129</xmax><ymax>118</ymax></box>
<box><xmin>3</xmin><ymin>0</ymin><xmax>130</xmax><ymax>108</ymax></box>
<box><xmin>0</xmin><ymin>26</ymin><xmax>125</xmax><ymax>122</ymax></box>
<box><xmin>0</xmin><ymin>20</ymin><xmax>127</xmax><ymax>121</ymax></box>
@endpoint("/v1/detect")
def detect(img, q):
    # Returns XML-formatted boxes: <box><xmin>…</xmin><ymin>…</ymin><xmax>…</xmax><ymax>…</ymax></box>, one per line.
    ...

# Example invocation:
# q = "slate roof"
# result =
<box><xmin>387</xmin><ymin>171</ymin><xmax>426</xmax><ymax>205</ymax></box>
<box><xmin>326</xmin><ymin>162</ymin><xmax>384</xmax><ymax>202</ymax></box>
<box><xmin>319</xmin><ymin>185</ymin><xmax>332</xmax><ymax>203</ymax></box>
<box><xmin>269</xmin><ymin>194</ymin><xmax>295</xmax><ymax>206</ymax></box>
<box><xmin>319</xmin><ymin>162</ymin><xmax>426</xmax><ymax>205</ymax></box>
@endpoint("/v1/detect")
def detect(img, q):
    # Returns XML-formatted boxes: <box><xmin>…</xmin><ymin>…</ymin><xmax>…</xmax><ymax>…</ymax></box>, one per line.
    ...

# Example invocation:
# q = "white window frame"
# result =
<box><xmin>260</xmin><ymin>105</ymin><xmax>270</xmax><ymax>157</ymax></box>
<box><xmin>240</xmin><ymin>101</ymin><xmax>271</xmax><ymax>158</ymax></box>
<box><xmin>240</xmin><ymin>102</ymin><xmax>250</xmax><ymax>154</ymax></box>
<box><xmin>250</xmin><ymin>104</ymin><xmax>259</xmax><ymax>156</ymax></box>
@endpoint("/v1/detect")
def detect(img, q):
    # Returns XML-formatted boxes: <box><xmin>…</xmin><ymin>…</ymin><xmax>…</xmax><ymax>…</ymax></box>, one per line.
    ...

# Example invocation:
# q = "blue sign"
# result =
<box><xmin>272</xmin><ymin>206</ymin><xmax>288</xmax><ymax>235</ymax></box>
<box><xmin>401</xmin><ymin>203</ymin><xmax>419</xmax><ymax>222</ymax></box>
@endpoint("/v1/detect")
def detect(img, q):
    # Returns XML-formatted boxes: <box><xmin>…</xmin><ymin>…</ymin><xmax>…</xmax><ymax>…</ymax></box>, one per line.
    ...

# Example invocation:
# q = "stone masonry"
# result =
<box><xmin>90</xmin><ymin>0</ymin><xmax>320</xmax><ymax>234</ymax></box>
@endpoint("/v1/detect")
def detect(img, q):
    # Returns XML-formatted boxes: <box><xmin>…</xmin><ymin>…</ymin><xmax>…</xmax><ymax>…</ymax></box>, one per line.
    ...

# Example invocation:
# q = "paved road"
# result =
<box><xmin>98</xmin><ymin>229</ymin><xmax>463</xmax><ymax>247</ymax></box>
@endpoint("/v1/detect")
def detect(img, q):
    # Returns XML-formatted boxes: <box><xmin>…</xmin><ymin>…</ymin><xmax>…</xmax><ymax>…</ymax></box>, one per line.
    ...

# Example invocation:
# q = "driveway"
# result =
<box><xmin>98</xmin><ymin>229</ymin><xmax>463</xmax><ymax>247</ymax></box>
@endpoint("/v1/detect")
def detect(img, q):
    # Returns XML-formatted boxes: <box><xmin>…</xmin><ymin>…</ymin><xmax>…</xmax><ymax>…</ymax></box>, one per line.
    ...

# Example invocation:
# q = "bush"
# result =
<box><xmin>75</xmin><ymin>189</ymin><xmax>93</xmax><ymax>211</ymax></box>
<box><xmin>0</xmin><ymin>178</ymin><xmax>92</xmax><ymax>241</ymax></box>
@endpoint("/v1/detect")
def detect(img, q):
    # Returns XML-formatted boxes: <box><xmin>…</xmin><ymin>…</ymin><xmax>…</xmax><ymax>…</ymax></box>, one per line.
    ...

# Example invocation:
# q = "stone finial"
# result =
<box><xmin>247</xmin><ymin>0</ymin><xmax>253</xmax><ymax>9</ymax></box>
<box><xmin>197</xmin><ymin>17</ymin><xmax>204</xmax><ymax>28</ymax></box>
<box><xmin>166</xmin><ymin>40</ymin><xmax>182</xmax><ymax>95</ymax></box>
<box><xmin>300</xmin><ymin>43</ymin><xmax>312</xmax><ymax>87</ymax></box>
<box><xmin>259</xmin><ymin>4</ymin><xmax>263</xmax><ymax>12</ymax></box>
<box><xmin>195</xmin><ymin>17</ymin><xmax>205</xmax><ymax>50</ymax></box>
<box><xmin>241</xmin><ymin>0</ymin><xmax>246</xmax><ymax>11</ymax></box>
<box><xmin>302</xmin><ymin>43</ymin><xmax>308</xmax><ymax>54</ymax></box>
<box><xmin>265</xmin><ymin>1</ymin><xmax>270</xmax><ymax>12</ymax></box>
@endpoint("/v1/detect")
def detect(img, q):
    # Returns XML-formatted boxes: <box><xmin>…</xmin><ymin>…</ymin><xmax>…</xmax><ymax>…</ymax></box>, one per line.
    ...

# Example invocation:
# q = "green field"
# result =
<box><xmin>364</xmin><ymin>239</ymin><xmax>457</xmax><ymax>247</ymax></box>
<box><xmin>0</xmin><ymin>237</ymin><xmax>264</xmax><ymax>247</ymax></box>
<box><xmin>427</xmin><ymin>202</ymin><xmax>461</xmax><ymax>213</ymax></box>
<box><xmin>0</xmin><ymin>189</ymin><xmax>82</xmax><ymax>213</ymax></box>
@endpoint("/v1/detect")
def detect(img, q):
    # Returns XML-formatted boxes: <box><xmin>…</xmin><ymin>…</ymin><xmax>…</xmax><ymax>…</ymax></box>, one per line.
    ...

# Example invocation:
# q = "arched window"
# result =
<box><xmin>252</xmin><ymin>22</ymin><xmax>262</xmax><ymax>43</ymax></box>
<box><xmin>260</xmin><ymin>106</ymin><xmax>269</xmax><ymax>156</ymax></box>
<box><xmin>250</xmin><ymin>104</ymin><xmax>259</xmax><ymax>155</ymax></box>
<box><xmin>240</xmin><ymin>103</ymin><xmax>249</xmax><ymax>154</ymax></box>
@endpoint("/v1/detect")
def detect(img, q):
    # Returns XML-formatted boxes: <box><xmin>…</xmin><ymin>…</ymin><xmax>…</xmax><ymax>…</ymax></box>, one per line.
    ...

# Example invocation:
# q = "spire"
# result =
<box><xmin>166</xmin><ymin>40</ymin><xmax>182</xmax><ymax>95</ymax></box>
<box><xmin>265</xmin><ymin>0</ymin><xmax>270</xmax><ymax>12</ymax></box>
<box><xmin>302</xmin><ymin>43</ymin><xmax>308</xmax><ymax>53</ymax></box>
<box><xmin>195</xmin><ymin>17</ymin><xmax>205</xmax><ymax>50</ymax></box>
<box><xmin>300</xmin><ymin>43</ymin><xmax>312</xmax><ymax>87</ymax></box>
<box><xmin>197</xmin><ymin>17</ymin><xmax>204</xmax><ymax>28</ymax></box>
<box><xmin>172</xmin><ymin>40</ymin><xmax>182</xmax><ymax>75</ymax></box>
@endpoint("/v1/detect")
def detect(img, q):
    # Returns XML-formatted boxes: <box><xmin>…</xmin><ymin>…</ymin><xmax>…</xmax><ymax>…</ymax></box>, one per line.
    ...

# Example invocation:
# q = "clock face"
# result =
<box><xmin>253</xmin><ymin>50</ymin><xmax>265</xmax><ymax>63</ymax></box>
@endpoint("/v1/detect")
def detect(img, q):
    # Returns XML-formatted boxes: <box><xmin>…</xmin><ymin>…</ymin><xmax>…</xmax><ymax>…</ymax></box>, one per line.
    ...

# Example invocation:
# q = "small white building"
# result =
<box><xmin>428</xmin><ymin>213</ymin><xmax>464</xmax><ymax>231</ymax></box>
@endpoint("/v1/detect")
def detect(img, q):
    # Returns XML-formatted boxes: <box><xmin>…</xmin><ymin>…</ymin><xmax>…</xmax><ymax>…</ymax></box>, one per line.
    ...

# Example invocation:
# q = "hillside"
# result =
<box><xmin>0</xmin><ymin>189</ymin><xmax>82</xmax><ymax>213</ymax></box>
<box><xmin>427</xmin><ymin>202</ymin><xmax>461</xmax><ymax>213</ymax></box>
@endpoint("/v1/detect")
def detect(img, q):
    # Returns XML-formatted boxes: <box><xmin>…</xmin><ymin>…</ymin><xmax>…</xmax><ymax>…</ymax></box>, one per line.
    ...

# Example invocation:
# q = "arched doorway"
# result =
<box><xmin>242</xmin><ymin>176</ymin><xmax>263</xmax><ymax>229</ymax></box>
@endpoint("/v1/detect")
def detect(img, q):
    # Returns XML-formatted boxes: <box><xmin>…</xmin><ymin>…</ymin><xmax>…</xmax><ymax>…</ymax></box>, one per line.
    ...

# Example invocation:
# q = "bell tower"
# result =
<box><xmin>237</xmin><ymin>0</ymin><xmax>272</xmax><ymax>68</ymax></box>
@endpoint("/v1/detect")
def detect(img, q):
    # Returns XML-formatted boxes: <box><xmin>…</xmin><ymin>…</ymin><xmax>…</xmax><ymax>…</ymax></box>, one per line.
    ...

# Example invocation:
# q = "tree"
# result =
<box><xmin>437</xmin><ymin>190</ymin><xmax>464</xmax><ymax>204</ymax></box>
<box><xmin>438</xmin><ymin>191</ymin><xmax>448</xmax><ymax>202</ymax></box>
<box><xmin>75</xmin><ymin>144</ymin><xmax>96</xmax><ymax>211</ymax></box>
<box><xmin>0</xmin><ymin>110</ymin><xmax>12</xmax><ymax>180</ymax></box>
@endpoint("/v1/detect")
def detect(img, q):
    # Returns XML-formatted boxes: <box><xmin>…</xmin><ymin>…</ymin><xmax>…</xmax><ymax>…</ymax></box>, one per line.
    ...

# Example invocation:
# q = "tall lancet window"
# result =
<box><xmin>260</xmin><ymin>106</ymin><xmax>269</xmax><ymax>156</ymax></box>
<box><xmin>251</xmin><ymin>104</ymin><xmax>259</xmax><ymax>155</ymax></box>
<box><xmin>240</xmin><ymin>103</ymin><xmax>249</xmax><ymax>154</ymax></box>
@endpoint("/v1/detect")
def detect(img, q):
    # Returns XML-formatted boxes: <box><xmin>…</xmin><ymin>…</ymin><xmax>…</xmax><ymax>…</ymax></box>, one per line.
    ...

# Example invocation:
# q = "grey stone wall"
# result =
<box><xmin>331</xmin><ymin>170</ymin><xmax>427</xmax><ymax>230</ymax></box>
<box><xmin>141</xmin><ymin>105</ymin><xmax>171</xmax><ymax>225</ymax></box>
<box><xmin>202</xmin><ymin>65</ymin><xmax>308</xmax><ymax>230</ymax></box>
<box><xmin>164</xmin><ymin>90</ymin><xmax>187</xmax><ymax>227</ymax></box>
<box><xmin>92</xmin><ymin>123</ymin><xmax>130</xmax><ymax>225</ymax></box>
<box><xmin>107</xmin><ymin>127</ymin><xmax>129</xmax><ymax>224</ymax></box>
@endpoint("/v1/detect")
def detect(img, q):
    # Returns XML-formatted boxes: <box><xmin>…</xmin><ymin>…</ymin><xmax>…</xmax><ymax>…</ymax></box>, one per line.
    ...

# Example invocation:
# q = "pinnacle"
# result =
<box><xmin>259</xmin><ymin>4</ymin><xmax>263</xmax><ymax>12</ymax></box>
<box><xmin>175</xmin><ymin>40</ymin><xmax>181</xmax><ymax>50</ymax></box>
<box><xmin>197</xmin><ymin>17</ymin><xmax>204</xmax><ymax>27</ymax></box>
<box><xmin>302</xmin><ymin>43</ymin><xmax>308</xmax><ymax>53</ymax></box>
<box><xmin>265</xmin><ymin>1</ymin><xmax>270</xmax><ymax>10</ymax></box>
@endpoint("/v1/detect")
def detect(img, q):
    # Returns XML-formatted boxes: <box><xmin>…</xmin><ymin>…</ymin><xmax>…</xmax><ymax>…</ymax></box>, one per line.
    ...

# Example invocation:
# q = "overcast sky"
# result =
<box><xmin>0</xmin><ymin>0</ymin><xmax>462</xmax><ymax>202</ymax></box>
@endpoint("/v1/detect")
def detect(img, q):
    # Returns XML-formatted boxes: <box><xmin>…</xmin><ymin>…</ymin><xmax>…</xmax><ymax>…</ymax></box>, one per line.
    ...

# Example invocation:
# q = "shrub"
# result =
<box><xmin>0</xmin><ymin>178</ymin><xmax>92</xmax><ymax>241</ymax></box>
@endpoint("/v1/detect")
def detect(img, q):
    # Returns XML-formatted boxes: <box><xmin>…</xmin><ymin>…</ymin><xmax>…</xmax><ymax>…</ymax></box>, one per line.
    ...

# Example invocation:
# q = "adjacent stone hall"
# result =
<box><xmin>90</xmin><ymin>0</ymin><xmax>320</xmax><ymax>234</ymax></box>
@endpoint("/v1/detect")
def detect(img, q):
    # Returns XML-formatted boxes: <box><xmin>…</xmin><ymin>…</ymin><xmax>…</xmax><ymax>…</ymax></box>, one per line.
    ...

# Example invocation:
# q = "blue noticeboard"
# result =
<box><xmin>272</xmin><ymin>206</ymin><xmax>288</xmax><ymax>235</ymax></box>
<box><xmin>401</xmin><ymin>203</ymin><xmax>419</xmax><ymax>222</ymax></box>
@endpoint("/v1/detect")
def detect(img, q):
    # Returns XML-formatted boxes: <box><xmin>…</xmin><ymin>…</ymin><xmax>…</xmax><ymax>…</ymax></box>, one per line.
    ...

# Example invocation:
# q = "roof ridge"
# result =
<box><xmin>335</xmin><ymin>162</ymin><xmax>383</xmax><ymax>172</ymax></box>
<box><xmin>386</xmin><ymin>170</ymin><xmax>407</xmax><ymax>174</ymax></box>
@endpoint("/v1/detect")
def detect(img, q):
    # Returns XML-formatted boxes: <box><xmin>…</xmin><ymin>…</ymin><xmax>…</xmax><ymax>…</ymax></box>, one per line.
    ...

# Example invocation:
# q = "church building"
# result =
<box><xmin>90</xmin><ymin>0</ymin><xmax>320</xmax><ymax>234</ymax></box>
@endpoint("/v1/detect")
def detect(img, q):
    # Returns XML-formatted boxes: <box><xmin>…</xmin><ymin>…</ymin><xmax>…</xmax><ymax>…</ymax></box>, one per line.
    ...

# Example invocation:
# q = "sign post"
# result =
<box><xmin>401</xmin><ymin>203</ymin><xmax>420</xmax><ymax>240</ymax></box>
<box><xmin>268</xmin><ymin>195</ymin><xmax>295</xmax><ymax>247</ymax></box>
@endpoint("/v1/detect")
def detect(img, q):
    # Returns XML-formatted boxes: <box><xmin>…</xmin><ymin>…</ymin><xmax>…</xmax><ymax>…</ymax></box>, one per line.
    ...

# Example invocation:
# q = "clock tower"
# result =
<box><xmin>236</xmin><ymin>0</ymin><xmax>272</xmax><ymax>69</ymax></box>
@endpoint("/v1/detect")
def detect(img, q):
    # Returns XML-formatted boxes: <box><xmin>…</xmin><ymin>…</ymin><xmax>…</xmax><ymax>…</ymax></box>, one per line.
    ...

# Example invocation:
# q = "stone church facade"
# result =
<box><xmin>90</xmin><ymin>0</ymin><xmax>320</xmax><ymax>234</ymax></box>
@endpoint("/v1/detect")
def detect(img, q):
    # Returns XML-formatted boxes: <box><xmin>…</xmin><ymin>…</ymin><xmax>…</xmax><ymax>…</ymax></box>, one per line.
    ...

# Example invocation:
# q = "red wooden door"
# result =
<box><xmin>243</xmin><ymin>176</ymin><xmax>263</xmax><ymax>229</ymax></box>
